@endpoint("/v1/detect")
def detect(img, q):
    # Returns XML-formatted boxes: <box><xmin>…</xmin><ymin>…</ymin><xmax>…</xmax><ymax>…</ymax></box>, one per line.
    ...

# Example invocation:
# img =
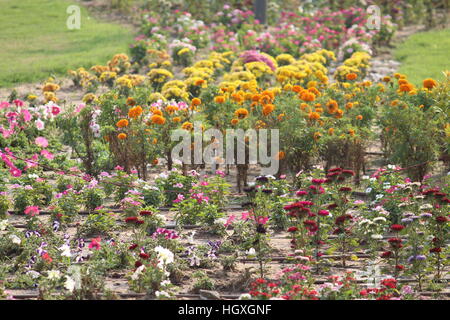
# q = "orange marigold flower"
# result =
<box><xmin>309</xmin><ymin>112</ymin><xmax>321</xmax><ymax>120</ymax></box>
<box><xmin>300</xmin><ymin>91</ymin><xmax>316</xmax><ymax>102</ymax></box>
<box><xmin>328</xmin><ymin>128</ymin><xmax>335</xmax><ymax>135</ymax></box>
<box><xmin>231</xmin><ymin>118</ymin><xmax>239</xmax><ymax>125</ymax></box>
<box><xmin>165</xmin><ymin>105</ymin><xmax>179</xmax><ymax>114</ymax></box>
<box><xmin>191</xmin><ymin>98</ymin><xmax>201</xmax><ymax>106</ymax></box>
<box><xmin>116</xmin><ymin>119</ymin><xmax>129</xmax><ymax>128</ymax></box>
<box><xmin>334</xmin><ymin>109</ymin><xmax>344</xmax><ymax>119</ymax></box>
<box><xmin>126</xmin><ymin>97</ymin><xmax>136</xmax><ymax>106</ymax></box>
<box><xmin>292</xmin><ymin>85</ymin><xmax>303</xmax><ymax>93</ymax></box>
<box><xmin>128</xmin><ymin>105</ymin><xmax>143</xmax><ymax>119</ymax></box>
<box><xmin>423</xmin><ymin>78</ymin><xmax>437</xmax><ymax>89</ymax></box>
<box><xmin>356</xmin><ymin>115</ymin><xmax>363</xmax><ymax>120</ymax></box>
<box><xmin>234</xmin><ymin>108</ymin><xmax>249</xmax><ymax>119</ymax></box>
<box><xmin>262</xmin><ymin>104</ymin><xmax>275</xmax><ymax>116</ymax></box>
<box><xmin>276</xmin><ymin>151</ymin><xmax>285</xmax><ymax>160</ymax></box>
<box><xmin>152</xmin><ymin>159</ymin><xmax>159</xmax><ymax>165</ymax></box>
<box><xmin>195</xmin><ymin>79</ymin><xmax>206</xmax><ymax>86</ymax></box>
<box><xmin>214</xmin><ymin>95</ymin><xmax>226</xmax><ymax>103</ymax></box>
<box><xmin>345</xmin><ymin>102</ymin><xmax>354</xmax><ymax>110</ymax></box>
<box><xmin>308</xmin><ymin>87</ymin><xmax>320</xmax><ymax>96</ymax></box>
<box><xmin>181</xmin><ymin>121</ymin><xmax>193</xmax><ymax>131</ymax></box>
<box><xmin>346</xmin><ymin>73</ymin><xmax>358</xmax><ymax>81</ymax></box>
<box><xmin>277</xmin><ymin>113</ymin><xmax>285</xmax><ymax>121</ymax></box>
<box><xmin>151</xmin><ymin>114</ymin><xmax>166</xmax><ymax>125</ymax></box>
<box><xmin>383</xmin><ymin>76</ymin><xmax>391</xmax><ymax>83</ymax></box>
<box><xmin>173</xmin><ymin>117</ymin><xmax>181</xmax><ymax>123</ymax></box>
<box><xmin>348</xmin><ymin>129</ymin><xmax>355</xmax><ymax>136</ymax></box>
<box><xmin>152</xmin><ymin>108</ymin><xmax>163</xmax><ymax>116</ymax></box>
<box><xmin>300</xmin><ymin>103</ymin><xmax>309</xmax><ymax>111</ymax></box>
<box><xmin>315</xmin><ymin>107</ymin><xmax>323</xmax><ymax>113</ymax></box>
<box><xmin>313</xmin><ymin>132</ymin><xmax>322</xmax><ymax>141</ymax></box>
<box><xmin>399</xmin><ymin>83</ymin><xmax>414</xmax><ymax>92</ymax></box>
<box><xmin>326</xmin><ymin>99</ymin><xmax>338</xmax><ymax>114</ymax></box>
<box><xmin>118</xmin><ymin>133</ymin><xmax>127</xmax><ymax>140</ymax></box>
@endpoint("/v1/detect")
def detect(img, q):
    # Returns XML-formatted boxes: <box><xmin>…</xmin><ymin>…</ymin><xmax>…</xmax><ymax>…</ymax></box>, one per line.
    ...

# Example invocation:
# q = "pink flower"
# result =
<box><xmin>35</xmin><ymin>119</ymin><xmax>45</xmax><ymax>130</ymax></box>
<box><xmin>224</xmin><ymin>215</ymin><xmax>236</xmax><ymax>227</ymax></box>
<box><xmin>24</xmin><ymin>206</ymin><xmax>40</xmax><ymax>216</ymax></box>
<box><xmin>89</xmin><ymin>237</ymin><xmax>101</xmax><ymax>250</ymax></box>
<box><xmin>173</xmin><ymin>194</ymin><xmax>185</xmax><ymax>203</ymax></box>
<box><xmin>257</xmin><ymin>216</ymin><xmax>269</xmax><ymax>225</ymax></box>
<box><xmin>241</xmin><ymin>211</ymin><xmax>250</xmax><ymax>220</ymax></box>
<box><xmin>35</xmin><ymin>137</ymin><xmax>48</xmax><ymax>148</ymax></box>
<box><xmin>40</xmin><ymin>149</ymin><xmax>54</xmax><ymax>160</ymax></box>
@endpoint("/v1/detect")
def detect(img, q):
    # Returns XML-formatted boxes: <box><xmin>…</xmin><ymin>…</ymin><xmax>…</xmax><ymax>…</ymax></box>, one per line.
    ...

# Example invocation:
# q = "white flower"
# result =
<box><xmin>373</xmin><ymin>217</ymin><xmax>386</xmax><ymax>223</ymax></box>
<box><xmin>155</xmin><ymin>290</ymin><xmax>170</xmax><ymax>298</ymax></box>
<box><xmin>371</xmin><ymin>234</ymin><xmax>383</xmax><ymax>240</ymax></box>
<box><xmin>375</xmin><ymin>194</ymin><xmax>384</xmax><ymax>200</ymax></box>
<box><xmin>28</xmin><ymin>174</ymin><xmax>39</xmax><ymax>179</ymax></box>
<box><xmin>155</xmin><ymin>246</ymin><xmax>174</xmax><ymax>268</ymax></box>
<box><xmin>131</xmin><ymin>265</ymin><xmax>146</xmax><ymax>280</ymax></box>
<box><xmin>158</xmin><ymin>172</ymin><xmax>169</xmax><ymax>179</ymax></box>
<box><xmin>419</xmin><ymin>204</ymin><xmax>432</xmax><ymax>210</ymax></box>
<box><xmin>362</xmin><ymin>175</ymin><xmax>370</xmax><ymax>180</ymax></box>
<box><xmin>387</xmin><ymin>164</ymin><xmax>395</xmax><ymax>169</ymax></box>
<box><xmin>64</xmin><ymin>276</ymin><xmax>76</xmax><ymax>292</ymax></box>
<box><xmin>246</xmin><ymin>248</ymin><xmax>256</xmax><ymax>257</ymax></box>
<box><xmin>9</xmin><ymin>234</ymin><xmax>21</xmax><ymax>245</ymax></box>
<box><xmin>26</xmin><ymin>270</ymin><xmax>41</xmax><ymax>279</ymax></box>
<box><xmin>160</xmin><ymin>280</ymin><xmax>171</xmax><ymax>287</ymax></box>
<box><xmin>238</xmin><ymin>293</ymin><xmax>252</xmax><ymax>300</ymax></box>
<box><xmin>47</xmin><ymin>270</ymin><xmax>61</xmax><ymax>281</ymax></box>
<box><xmin>214</xmin><ymin>218</ymin><xmax>227</xmax><ymax>225</ymax></box>
<box><xmin>0</xmin><ymin>220</ymin><xmax>8</xmax><ymax>231</ymax></box>
<box><xmin>365</xmin><ymin>187</ymin><xmax>373</xmax><ymax>193</ymax></box>
<box><xmin>59</xmin><ymin>244</ymin><xmax>72</xmax><ymax>257</ymax></box>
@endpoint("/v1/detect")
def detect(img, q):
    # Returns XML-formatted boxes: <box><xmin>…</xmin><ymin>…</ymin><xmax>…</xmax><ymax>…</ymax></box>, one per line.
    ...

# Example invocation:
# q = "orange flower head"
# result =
<box><xmin>328</xmin><ymin>128</ymin><xmax>335</xmax><ymax>135</ymax></box>
<box><xmin>234</xmin><ymin>108</ymin><xmax>249</xmax><ymax>119</ymax></box>
<box><xmin>116</xmin><ymin>119</ymin><xmax>129</xmax><ymax>128</ymax></box>
<box><xmin>126</xmin><ymin>97</ymin><xmax>136</xmax><ymax>106</ymax></box>
<box><xmin>356</xmin><ymin>115</ymin><xmax>363</xmax><ymax>120</ymax></box>
<box><xmin>326</xmin><ymin>99</ymin><xmax>338</xmax><ymax>114</ymax></box>
<box><xmin>346</xmin><ymin>73</ymin><xmax>358</xmax><ymax>81</ymax></box>
<box><xmin>118</xmin><ymin>133</ymin><xmax>127</xmax><ymax>140</ymax></box>
<box><xmin>214</xmin><ymin>96</ymin><xmax>226</xmax><ymax>104</ymax></box>
<box><xmin>151</xmin><ymin>114</ymin><xmax>166</xmax><ymax>125</ymax></box>
<box><xmin>128</xmin><ymin>105</ymin><xmax>143</xmax><ymax>119</ymax></box>
<box><xmin>262</xmin><ymin>104</ymin><xmax>275</xmax><ymax>116</ymax></box>
<box><xmin>231</xmin><ymin>118</ymin><xmax>239</xmax><ymax>125</ymax></box>
<box><xmin>191</xmin><ymin>98</ymin><xmax>201</xmax><ymax>106</ymax></box>
<box><xmin>309</xmin><ymin>112</ymin><xmax>321</xmax><ymax>120</ymax></box>
<box><xmin>181</xmin><ymin>121</ymin><xmax>193</xmax><ymax>131</ymax></box>
<box><xmin>423</xmin><ymin>78</ymin><xmax>437</xmax><ymax>89</ymax></box>
<box><xmin>276</xmin><ymin>151</ymin><xmax>285</xmax><ymax>160</ymax></box>
<box><xmin>173</xmin><ymin>116</ymin><xmax>181</xmax><ymax>123</ymax></box>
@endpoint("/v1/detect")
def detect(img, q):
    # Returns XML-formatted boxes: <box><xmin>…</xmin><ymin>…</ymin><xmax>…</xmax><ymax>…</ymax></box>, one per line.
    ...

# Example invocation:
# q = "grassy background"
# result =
<box><xmin>394</xmin><ymin>28</ymin><xmax>450</xmax><ymax>85</ymax></box>
<box><xmin>0</xmin><ymin>0</ymin><xmax>133</xmax><ymax>87</ymax></box>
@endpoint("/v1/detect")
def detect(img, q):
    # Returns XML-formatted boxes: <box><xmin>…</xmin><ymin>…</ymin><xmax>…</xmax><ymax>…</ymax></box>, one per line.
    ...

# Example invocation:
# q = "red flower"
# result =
<box><xmin>436</xmin><ymin>216</ymin><xmax>448</xmax><ymax>223</ymax></box>
<box><xmin>318</xmin><ymin>210</ymin><xmax>329</xmax><ymax>216</ymax></box>
<box><xmin>381</xmin><ymin>278</ymin><xmax>397</xmax><ymax>289</ymax></box>
<box><xmin>342</xmin><ymin>169</ymin><xmax>355</xmax><ymax>176</ymax></box>
<box><xmin>125</xmin><ymin>217</ymin><xmax>138</xmax><ymax>223</ymax></box>
<box><xmin>140</xmin><ymin>210</ymin><xmax>153</xmax><ymax>216</ymax></box>
<box><xmin>139</xmin><ymin>252</ymin><xmax>150</xmax><ymax>259</ymax></box>
<box><xmin>429</xmin><ymin>247</ymin><xmax>442</xmax><ymax>253</ymax></box>
<box><xmin>296</xmin><ymin>190</ymin><xmax>308</xmax><ymax>196</ymax></box>
<box><xmin>395</xmin><ymin>264</ymin><xmax>404</xmax><ymax>271</ymax></box>
<box><xmin>42</xmin><ymin>252</ymin><xmax>52</xmax><ymax>263</ymax></box>
<box><xmin>129</xmin><ymin>244</ymin><xmax>138</xmax><ymax>250</ymax></box>
<box><xmin>287</xmin><ymin>226</ymin><xmax>298</xmax><ymax>232</ymax></box>
<box><xmin>390</xmin><ymin>224</ymin><xmax>405</xmax><ymax>232</ymax></box>
<box><xmin>135</xmin><ymin>219</ymin><xmax>145</xmax><ymax>225</ymax></box>
<box><xmin>381</xmin><ymin>251</ymin><xmax>392</xmax><ymax>258</ymax></box>
<box><xmin>339</xmin><ymin>187</ymin><xmax>352</xmax><ymax>192</ymax></box>
<box><xmin>135</xmin><ymin>261</ymin><xmax>143</xmax><ymax>268</ymax></box>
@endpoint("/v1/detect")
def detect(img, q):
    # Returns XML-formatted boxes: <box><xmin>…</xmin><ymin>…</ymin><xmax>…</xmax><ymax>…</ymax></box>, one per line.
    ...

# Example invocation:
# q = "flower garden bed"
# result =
<box><xmin>0</xmin><ymin>1</ymin><xmax>448</xmax><ymax>301</ymax></box>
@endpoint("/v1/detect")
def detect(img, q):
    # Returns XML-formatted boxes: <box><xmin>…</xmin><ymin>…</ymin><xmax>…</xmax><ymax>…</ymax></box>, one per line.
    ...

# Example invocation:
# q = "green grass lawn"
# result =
<box><xmin>0</xmin><ymin>0</ymin><xmax>133</xmax><ymax>87</ymax></box>
<box><xmin>394</xmin><ymin>28</ymin><xmax>450</xmax><ymax>86</ymax></box>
